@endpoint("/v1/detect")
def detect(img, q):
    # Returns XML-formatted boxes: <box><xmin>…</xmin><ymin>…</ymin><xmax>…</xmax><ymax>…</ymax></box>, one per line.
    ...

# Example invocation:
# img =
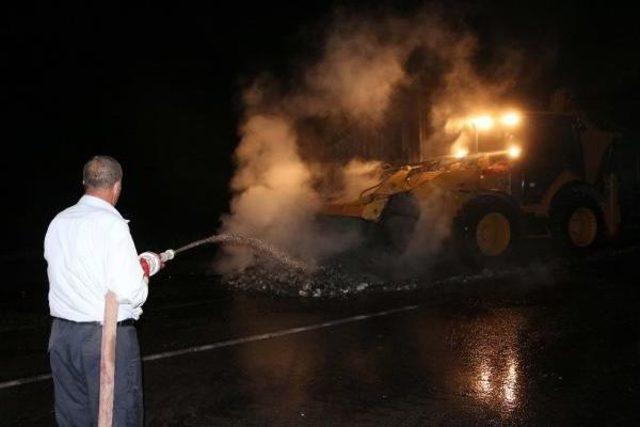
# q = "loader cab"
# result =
<box><xmin>510</xmin><ymin>113</ymin><xmax>584</xmax><ymax>204</ymax></box>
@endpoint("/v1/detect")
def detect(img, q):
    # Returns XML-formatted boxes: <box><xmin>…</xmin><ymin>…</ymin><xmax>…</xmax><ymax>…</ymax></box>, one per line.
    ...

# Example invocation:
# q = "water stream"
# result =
<box><xmin>174</xmin><ymin>233</ymin><xmax>311</xmax><ymax>272</ymax></box>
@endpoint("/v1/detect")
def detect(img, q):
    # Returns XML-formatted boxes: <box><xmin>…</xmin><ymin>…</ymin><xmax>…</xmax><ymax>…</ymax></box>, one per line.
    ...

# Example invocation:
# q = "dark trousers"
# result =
<box><xmin>49</xmin><ymin>318</ymin><xmax>143</xmax><ymax>426</ymax></box>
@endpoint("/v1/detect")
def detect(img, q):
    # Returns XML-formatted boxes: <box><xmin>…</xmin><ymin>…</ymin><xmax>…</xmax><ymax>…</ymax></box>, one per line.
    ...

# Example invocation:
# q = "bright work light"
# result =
<box><xmin>470</xmin><ymin>115</ymin><xmax>494</xmax><ymax>131</ymax></box>
<box><xmin>507</xmin><ymin>145</ymin><xmax>522</xmax><ymax>158</ymax></box>
<box><xmin>501</xmin><ymin>111</ymin><xmax>521</xmax><ymax>127</ymax></box>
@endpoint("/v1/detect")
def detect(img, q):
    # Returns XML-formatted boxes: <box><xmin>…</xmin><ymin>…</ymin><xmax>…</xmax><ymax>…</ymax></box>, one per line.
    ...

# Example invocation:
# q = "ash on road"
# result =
<box><xmin>1</xmin><ymin>245</ymin><xmax>639</xmax><ymax>426</ymax></box>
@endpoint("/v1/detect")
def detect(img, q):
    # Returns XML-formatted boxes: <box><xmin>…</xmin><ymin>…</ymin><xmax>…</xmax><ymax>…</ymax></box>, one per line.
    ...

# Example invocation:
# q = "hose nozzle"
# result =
<box><xmin>159</xmin><ymin>249</ymin><xmax>175</xmax><ymax>263</ymax></box>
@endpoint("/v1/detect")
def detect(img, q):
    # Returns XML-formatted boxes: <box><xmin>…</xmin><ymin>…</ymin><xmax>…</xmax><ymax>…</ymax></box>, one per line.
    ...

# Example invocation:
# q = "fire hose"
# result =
<box><xmin>98</xmin><ymin>233</ymin><xmax>307</xmax><ymax>426</ymax></box>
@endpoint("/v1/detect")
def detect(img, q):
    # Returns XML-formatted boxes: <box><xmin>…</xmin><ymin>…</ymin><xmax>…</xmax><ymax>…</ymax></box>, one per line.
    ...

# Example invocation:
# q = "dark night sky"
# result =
<box><xmin>3</xmin><ymin>0</ymin><xmax>639</xmax><ymax>257</ymax></box>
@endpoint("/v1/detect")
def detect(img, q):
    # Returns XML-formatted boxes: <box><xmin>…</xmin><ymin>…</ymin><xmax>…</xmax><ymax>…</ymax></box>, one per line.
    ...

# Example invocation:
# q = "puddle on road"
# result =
<box><xmin>224</xmin><ymin>291</ymin><xmax>532</xmax><ymax>421</ymax></box>
<box><xmin>469</xmin><ymin>327</ymin><xmax>521</xmax><ymax>412</ymax></box>
<box><xmin>407</xmin><ymin>306</ymin><xmax>531</xmax><ymax>418</ymax></box>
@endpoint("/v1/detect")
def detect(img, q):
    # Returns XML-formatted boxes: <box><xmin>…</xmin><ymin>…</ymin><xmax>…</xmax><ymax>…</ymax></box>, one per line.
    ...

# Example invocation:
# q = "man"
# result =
<box><xmin>45</xmin><ymin>155</ymin><xmax>160</xmax><ymax>426</ymax></box>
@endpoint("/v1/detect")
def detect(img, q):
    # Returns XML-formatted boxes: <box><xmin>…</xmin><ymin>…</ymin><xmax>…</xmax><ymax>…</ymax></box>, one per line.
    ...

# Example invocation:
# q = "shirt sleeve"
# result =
<box><xmin>105</xmin><ymin>220</ymin><xmax>149</xmax><ymax>308</ymax></box>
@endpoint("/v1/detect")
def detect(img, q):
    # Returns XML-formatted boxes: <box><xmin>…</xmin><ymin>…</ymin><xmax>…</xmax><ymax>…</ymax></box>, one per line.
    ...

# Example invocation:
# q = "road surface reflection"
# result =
<box><xmin>229</xmin><ymin>298</ymin><xmax>527</xmax><ymax>420</ymax></box>
<box><xmin>416</xmin><ymin>309</ymin><xmax>525</xmax><ymax>416</ymax></box>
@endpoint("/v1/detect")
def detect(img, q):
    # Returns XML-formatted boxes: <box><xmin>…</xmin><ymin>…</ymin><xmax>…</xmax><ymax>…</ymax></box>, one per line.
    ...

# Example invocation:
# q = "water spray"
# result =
<box><xmin>160</xmin><ymin>233</ymin><xmax>311</xmax><ymax>272</ymax></box>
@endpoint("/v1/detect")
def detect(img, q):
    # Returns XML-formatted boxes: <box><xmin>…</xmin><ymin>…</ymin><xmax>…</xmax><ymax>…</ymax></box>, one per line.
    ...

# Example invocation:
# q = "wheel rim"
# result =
<box><xmin>568</xmin><ymin>207</ymin><xmax>598</xmax><ymax>247</ymax></box>
<box><xmin>475</xmin><ymin>212</ymin><xmax>511</xmax><ymax>256</ymax></box>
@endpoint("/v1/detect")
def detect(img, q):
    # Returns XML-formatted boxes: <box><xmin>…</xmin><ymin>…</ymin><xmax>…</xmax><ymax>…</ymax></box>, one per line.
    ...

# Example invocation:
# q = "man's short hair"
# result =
<box><xmin>82</xmin><ymin>155</ymin><xmax>123</xmax><ymax>189</ymax></box>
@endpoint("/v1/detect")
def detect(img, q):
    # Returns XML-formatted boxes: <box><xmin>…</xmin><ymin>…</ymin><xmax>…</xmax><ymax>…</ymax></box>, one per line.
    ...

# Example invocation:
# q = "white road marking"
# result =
<box><xmin>0</xmin><ymin>305</ymin><xmax>419</xmax><ymax>390</ymax></box>
<box><xmin>0</xmin><ymin>373</ymin><xmax>53</xmax><ymax>390</ymax></box>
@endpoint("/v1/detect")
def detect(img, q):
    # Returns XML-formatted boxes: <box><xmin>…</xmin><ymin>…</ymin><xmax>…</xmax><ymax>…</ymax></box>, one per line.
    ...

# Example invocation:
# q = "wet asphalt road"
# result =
<box><xmin>1</xmin><ymin>247</ymin><xmax>639</xmax><ymax>426</ymax></box>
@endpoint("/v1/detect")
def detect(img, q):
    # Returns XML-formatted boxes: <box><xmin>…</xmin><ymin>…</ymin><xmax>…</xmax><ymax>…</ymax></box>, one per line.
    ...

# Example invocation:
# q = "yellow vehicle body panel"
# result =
<box><xmin>320</xmin><ymin>153</ymin><xmax>514</xmax><ymax>223</ymax></box>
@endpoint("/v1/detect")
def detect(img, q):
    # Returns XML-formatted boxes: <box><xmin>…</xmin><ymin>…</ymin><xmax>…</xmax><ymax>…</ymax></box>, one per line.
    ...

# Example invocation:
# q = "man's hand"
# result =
<box><xmin>139</xmin><ymin>252</ymin><xmax>164</xmax><ymax>278</ymax></box>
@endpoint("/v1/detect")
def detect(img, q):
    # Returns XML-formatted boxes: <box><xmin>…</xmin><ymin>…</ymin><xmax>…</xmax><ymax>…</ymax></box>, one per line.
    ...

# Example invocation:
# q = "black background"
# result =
<box><xmin>3</xmin><ymin>0</ymin><xmax>639</xmax><ymax>257</ymax></box>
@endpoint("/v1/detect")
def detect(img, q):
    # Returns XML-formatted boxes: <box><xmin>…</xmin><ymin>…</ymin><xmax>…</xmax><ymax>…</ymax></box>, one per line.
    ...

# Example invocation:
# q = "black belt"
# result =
<box><xmin>53</xmin><ymin>317</ymin><xmax>135</xmax><ymax>327</ymax></box>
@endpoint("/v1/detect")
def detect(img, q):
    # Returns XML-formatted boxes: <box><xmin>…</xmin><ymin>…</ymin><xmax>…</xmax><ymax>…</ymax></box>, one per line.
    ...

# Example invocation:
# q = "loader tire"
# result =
<box><xmin>453</xmin><ymin>195</ymin><xmax>520</xmax><ymax>265</ymax></box>
<box><xmin>550</xmin><ymin>187</ymin><xmax>604</xmax><ymax>252</ymax></box>
<box><xmin>379</xmin><ymin>193</ymin><xmax>420</xmax><ymax>251</ymax></box>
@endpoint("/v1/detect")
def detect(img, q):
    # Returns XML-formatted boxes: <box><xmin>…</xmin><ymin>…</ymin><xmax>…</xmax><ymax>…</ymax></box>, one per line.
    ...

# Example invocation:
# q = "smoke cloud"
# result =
<box><xmin>217</xmin><ymin>7</ymin><xmax>522</xmax><ymax>273</ymax></box>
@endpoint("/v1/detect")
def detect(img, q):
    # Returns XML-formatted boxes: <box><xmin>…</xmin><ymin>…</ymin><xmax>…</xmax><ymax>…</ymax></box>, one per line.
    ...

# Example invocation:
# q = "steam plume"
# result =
<box><xmin>217</xmin><ymin>8</ymin><xmax>522</xmax><ymax>273</ymax></box>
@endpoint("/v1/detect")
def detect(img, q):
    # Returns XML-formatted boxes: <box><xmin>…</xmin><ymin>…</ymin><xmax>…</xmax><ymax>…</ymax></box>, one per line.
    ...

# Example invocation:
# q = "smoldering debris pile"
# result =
<box><xmin>218</xmin><ymin>242</ymin><xmax>640</xmax><ymax>299</ymax></box>
<box><xmin>222</xmin><ymin>262</ymin><xmax>417</xmax><ymax>298</ymax></box>
<box><xmin>221</xmin><ymin>258</ymin><xmax>562</xmax><ymax>299</ymax></box>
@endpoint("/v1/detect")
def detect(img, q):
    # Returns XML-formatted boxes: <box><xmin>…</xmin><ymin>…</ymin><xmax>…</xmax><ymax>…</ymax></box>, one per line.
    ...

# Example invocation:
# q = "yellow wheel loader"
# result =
<box><xmin>321</xmin><ymin>111</ymin><xmax>639</xmax><ymax>264</ymax></box>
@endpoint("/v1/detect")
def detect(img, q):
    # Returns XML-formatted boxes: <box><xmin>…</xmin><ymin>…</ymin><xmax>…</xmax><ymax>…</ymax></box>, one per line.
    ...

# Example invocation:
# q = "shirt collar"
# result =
<box><xmin>78</xmin><ymin>195</ymin><xmax>129</xmax><ymax>222</ymax></box>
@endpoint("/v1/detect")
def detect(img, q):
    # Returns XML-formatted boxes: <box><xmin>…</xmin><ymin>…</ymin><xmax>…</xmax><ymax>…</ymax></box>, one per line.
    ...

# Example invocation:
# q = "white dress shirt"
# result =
<box><xmin>45</xmin><ymin>195</ymin><xmax>148</xmax><ymax>322</ymax></box>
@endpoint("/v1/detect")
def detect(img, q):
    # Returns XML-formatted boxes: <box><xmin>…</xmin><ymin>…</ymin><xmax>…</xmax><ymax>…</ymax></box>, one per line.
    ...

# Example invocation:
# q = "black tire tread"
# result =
<box><xmin>549</xmin><ymin>185</ymin><xmax>604</xmax><ymax>252</ymax></box>
<box><xmin>453</xmin><ymin>194</ymin><xmax>521</xmax><ymax>266</ymax></box>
